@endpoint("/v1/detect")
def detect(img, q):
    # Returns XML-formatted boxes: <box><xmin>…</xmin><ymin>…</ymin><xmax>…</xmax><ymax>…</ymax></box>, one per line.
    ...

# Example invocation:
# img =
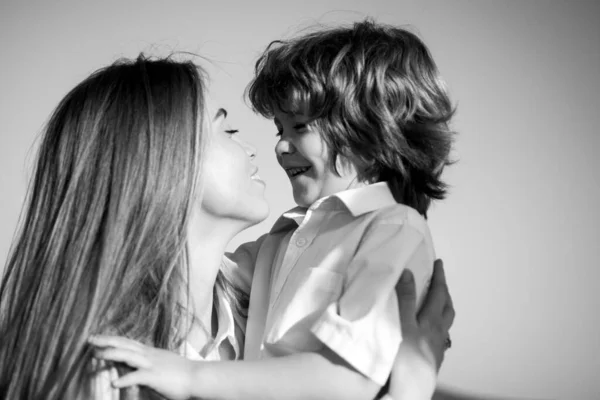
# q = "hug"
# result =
<box><xmin>0</xmin><ymin>20</ymin><xmax>455</xmax><ymax>400</ymax></box>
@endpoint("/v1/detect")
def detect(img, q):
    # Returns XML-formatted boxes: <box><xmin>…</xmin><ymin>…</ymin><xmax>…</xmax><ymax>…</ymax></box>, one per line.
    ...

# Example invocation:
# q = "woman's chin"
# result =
<box><xmin>243</xmin><ymin>203</ymin><xmax>270</xmax><ymax>227</ymax></box>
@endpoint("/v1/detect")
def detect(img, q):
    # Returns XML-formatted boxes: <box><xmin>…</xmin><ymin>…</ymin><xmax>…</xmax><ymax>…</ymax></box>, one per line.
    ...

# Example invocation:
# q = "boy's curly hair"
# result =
<box><xmin>247</xmin><ymin>19</ymin><xmax>456</xmax><ymax>217</ymax></box>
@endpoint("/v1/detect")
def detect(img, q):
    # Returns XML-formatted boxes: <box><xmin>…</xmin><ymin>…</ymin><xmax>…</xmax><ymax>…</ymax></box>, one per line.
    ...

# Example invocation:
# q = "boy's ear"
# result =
<box><xmin>334</xmin><ymin>154</ymin><xmax>360</xmax><ymax>178</ymax></box>
<box><xmin>337</xmin><ymin>153</ymin><xmax>377</xmax><ymax>184</ymax></box>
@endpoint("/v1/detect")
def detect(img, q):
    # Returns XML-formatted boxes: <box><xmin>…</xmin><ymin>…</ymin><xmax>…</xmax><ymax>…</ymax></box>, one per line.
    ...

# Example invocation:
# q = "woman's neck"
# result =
<box><xmin>183</xmin><ymin>210</ymin><xmax>245</xmax><ymax>350</ymax></box>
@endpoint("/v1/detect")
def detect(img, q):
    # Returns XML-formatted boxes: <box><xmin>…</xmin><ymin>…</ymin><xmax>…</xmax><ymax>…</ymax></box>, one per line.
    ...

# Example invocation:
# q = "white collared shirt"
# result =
<box><xmin>229</xmin><ymin>182</ymin><xmax>435</xmax><ymax>387</ymax></box>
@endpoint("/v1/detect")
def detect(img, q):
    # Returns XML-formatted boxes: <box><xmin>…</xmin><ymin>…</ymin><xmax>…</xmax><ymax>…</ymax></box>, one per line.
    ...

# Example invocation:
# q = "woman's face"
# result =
<box><xmin>199</xmin><ymin>107</ymin><xmax>269</xmax><ymax>226</ymax></box>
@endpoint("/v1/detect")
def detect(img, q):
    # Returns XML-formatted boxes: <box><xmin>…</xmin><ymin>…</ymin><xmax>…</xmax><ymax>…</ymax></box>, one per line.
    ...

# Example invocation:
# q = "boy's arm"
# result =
<box><xmin>191</xmin><ymin>349</ymin><xmax>380</xmax><ymax>400</ymax></box>
<box><xmin>90</xmin><ymin>336</ymin><xmax>379</xmax><ymax>400</ymax></box>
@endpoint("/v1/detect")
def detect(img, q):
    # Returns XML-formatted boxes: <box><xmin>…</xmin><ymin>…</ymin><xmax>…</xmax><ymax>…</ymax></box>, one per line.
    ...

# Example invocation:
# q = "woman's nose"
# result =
<box><xmin>238</xmin><ymin>137</ymin><xmax>256</xmax><ymax>160</ymax></box>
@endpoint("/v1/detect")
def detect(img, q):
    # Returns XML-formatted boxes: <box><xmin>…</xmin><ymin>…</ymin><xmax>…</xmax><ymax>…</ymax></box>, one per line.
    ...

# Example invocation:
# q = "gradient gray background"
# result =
<box><xmin>1</xmin><ymin>1</ymin><xmax>598</xmax><ymax>399</ymax></box>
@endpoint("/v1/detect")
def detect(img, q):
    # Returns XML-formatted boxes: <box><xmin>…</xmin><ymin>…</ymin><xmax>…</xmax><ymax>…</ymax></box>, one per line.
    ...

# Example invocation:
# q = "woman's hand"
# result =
<box><xmin>89</xmin><ymin>335</ymin><xmax>198</xmax><ymax>400</ymax></box>
<box><xmin>399</xmin><ymin>259</ymin><xmax>455</xmax><ymax>371</ymax></box>
<box><xmin>386</xmin><ymin>259</ymin><xmax>455</xmax><ymax>399</ymax></box>
<box><xmin>419</xmin><ymin>259</ymin><xmax>455</xmax><ymax>371</ymax></box>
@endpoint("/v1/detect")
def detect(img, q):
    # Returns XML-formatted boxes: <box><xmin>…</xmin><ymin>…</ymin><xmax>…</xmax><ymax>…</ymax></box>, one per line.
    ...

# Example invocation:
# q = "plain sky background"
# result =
<box><xmin>1</xmin><ymin>1</ymin><xmax>599</xmax><ymax>399</ymax></box>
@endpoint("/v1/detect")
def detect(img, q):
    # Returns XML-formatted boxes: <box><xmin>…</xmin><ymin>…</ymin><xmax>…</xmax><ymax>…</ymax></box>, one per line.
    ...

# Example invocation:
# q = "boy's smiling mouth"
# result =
<box><xmin>285</xmin><ymin>166</ymin><xmax>311</xmax><ymax>178</ymax></box>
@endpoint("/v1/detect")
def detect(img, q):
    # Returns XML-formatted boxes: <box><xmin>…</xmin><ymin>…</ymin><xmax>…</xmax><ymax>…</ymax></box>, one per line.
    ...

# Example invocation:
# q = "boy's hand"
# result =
<box><xmin>89</xmin><ymin>335</ymin><xmax>197</xmax><ymax>400</ymax></box>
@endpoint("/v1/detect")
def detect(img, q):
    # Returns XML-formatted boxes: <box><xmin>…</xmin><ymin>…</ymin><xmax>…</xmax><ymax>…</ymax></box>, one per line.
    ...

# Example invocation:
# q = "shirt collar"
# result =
<box><xmin>334</xmin><ymin>181</ymin><xmax>396</xmax><ymax>216</ymax></box>
<box><xmin>178</xmin><ymin>290</ymin><xmax>239</xmax><ymax>361</ymax></box>
<box><xmin>269</xmin><ymin>182</ymin><xmax>396</xmax><ymax>234</ymax></box>
<box><xmin>213</xmin><ymin>290</ymin><xmax>239</xmax><ymax>356</ymax></box>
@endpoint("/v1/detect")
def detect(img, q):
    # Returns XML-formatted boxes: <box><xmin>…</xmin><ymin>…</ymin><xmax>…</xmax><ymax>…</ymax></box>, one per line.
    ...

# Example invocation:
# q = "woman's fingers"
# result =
<box><xmin>94</xmin><ymin>347</ymin><xmax>152</xmax><ymax>369</ymax></box>
<box><xmin>432</xmin><ymin>259</ymin><xmax>455</xmax><ymax>331</ymax></box>
<box><xmin>89</xmin><ymin>335</ymin><xmax>146</xmax><ymax>352</ymax></box>
<box><xmin>431</xmin><ymin>259</ymin><xmax>447</xmax><ymax>288</ymax></box>
<box><xmin>443</xmin><ymin>302</ymin><xmax>456</xmax><ymax>331</ymax></box>
<box><xmin>395</xmin><ymin>269</ymin><xmax>418</xmax><ymax>330</ymax></box>
<box><xmin>417</xmin><ymin>260</ymin><xmax>448</xmax><ymax>323</ymax></box>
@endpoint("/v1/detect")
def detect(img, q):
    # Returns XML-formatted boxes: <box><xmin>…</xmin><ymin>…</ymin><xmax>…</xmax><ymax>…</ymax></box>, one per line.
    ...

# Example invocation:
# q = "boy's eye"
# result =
<box><xmin>275</xmin><ymin>124</ymin><xmax>308</xmax><ymax>137</ymax></box>
<box><xmin>293</xmin><ymin>123</ymin><xmax>308</xmax><ymax>132</ymax></box>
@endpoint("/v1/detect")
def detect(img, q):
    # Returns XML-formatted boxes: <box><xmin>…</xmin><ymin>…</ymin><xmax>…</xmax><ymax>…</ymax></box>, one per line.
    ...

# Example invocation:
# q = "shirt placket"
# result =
<box><xmin>268</xmin><ymin>208</ymin><xmax>320</xmax><ymax>311</ymax></box>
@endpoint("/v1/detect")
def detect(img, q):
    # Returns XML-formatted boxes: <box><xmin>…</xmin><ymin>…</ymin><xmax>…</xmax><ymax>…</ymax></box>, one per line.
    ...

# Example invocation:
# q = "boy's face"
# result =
<box><xmin>273</xmin><ymin>109</ymin><xmax>360</xmax><ymax>207</ymax></box>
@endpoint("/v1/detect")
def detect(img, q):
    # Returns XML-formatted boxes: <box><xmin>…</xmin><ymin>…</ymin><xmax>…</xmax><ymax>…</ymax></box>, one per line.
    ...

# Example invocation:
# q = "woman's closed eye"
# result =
<box><xmin>225</xmin><ymin>129</ymin><xmax>239</xmax><ymax>137</ymax></box>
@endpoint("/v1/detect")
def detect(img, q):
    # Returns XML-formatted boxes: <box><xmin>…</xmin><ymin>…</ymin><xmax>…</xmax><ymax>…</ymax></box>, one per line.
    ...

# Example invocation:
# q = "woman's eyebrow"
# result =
<box><xmin>213</xmin><ymin>108</ymin><xmax>227</xmax><ymax>121</ymax></box>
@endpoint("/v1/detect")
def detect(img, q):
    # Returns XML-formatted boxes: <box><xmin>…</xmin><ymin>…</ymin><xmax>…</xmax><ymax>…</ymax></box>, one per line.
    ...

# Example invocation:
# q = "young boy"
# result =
<box><xmin>92</xmin><ymin>19</ymin><xmax>455</xmax><ymax>399</ymax></box>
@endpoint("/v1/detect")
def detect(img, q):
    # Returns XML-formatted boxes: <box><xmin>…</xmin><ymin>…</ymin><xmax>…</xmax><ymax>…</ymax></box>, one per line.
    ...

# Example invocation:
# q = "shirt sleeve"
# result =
<box><xmin>223</xmin><ymin>234</ymin><xmax>269</xmax><ymax>294</ymax></box>
<box><xmin>310</xmin><ymin>214</ymin><xmax>434</xmax><ymax>386</ymax></box>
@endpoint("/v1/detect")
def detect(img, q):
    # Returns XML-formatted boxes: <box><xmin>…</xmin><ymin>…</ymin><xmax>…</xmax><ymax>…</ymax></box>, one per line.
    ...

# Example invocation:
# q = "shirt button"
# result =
<box><xmin>296</xmin><ymin>238</ymin><xmax>307</xmax><ymax>247</ymax></box>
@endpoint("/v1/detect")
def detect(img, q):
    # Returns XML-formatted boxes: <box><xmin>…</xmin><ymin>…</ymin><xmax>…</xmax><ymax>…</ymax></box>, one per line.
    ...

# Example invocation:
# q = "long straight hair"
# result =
<box><xmin>0</xmin><ymin>55</ymin><xmax>209</xmax><ymax>399</ymax></box>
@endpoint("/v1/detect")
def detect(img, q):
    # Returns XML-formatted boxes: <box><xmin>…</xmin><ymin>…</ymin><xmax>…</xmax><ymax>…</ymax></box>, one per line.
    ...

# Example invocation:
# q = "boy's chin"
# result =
<box><xmin>292</xmin><ymin>191</ymin><xmax>315</xmax><ymax>208</ymax></box>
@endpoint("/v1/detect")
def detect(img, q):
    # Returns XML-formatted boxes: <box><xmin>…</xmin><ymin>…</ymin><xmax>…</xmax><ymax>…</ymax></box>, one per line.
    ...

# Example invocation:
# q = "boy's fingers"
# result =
<box><xmin>112</xmin><ymin>371</ymin><xmax>150</xmax><ymax>389</ymax></box>
<box><xmin>94</xmin><ymin>348</ymin><xmax>151</xmax><ymax>369</ymax></box>
<box><xmin>89</xmin><ymin>335</ymin><xmax>145</xmax><ymax>352</ymax></box>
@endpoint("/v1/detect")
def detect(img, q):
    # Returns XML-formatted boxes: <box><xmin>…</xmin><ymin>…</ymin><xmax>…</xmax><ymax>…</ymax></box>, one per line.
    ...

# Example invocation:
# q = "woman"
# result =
<box><xmin>0</xmin><ymin>55</ymin><xmax>453</xmax><ymax>399</ymax></box>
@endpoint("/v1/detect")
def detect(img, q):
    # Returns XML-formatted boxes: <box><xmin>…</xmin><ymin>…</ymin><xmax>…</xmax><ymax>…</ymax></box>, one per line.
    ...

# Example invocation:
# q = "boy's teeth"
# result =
<box><xmin>288</xmin><ymin>167</ymin><xmax>310</xmax><ymax>176</ymax></box>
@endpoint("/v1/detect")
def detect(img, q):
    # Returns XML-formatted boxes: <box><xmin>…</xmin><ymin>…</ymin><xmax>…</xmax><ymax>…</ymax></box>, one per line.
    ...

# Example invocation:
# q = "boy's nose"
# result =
<box><xmin>275</xmin><ymin>138</ymin><xmax>295</xmax><ymax>157</ymax></box>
